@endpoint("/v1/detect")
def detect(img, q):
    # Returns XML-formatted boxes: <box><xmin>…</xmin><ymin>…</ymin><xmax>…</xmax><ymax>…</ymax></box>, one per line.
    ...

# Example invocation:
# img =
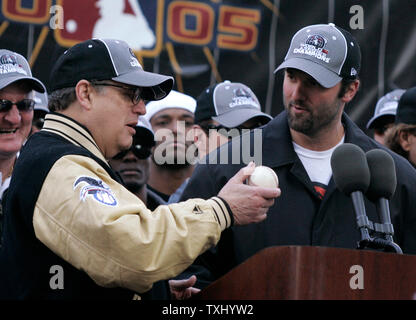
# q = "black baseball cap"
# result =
<box><xmin>49</xmin><ymin>39</ymin><xmax>173</xmax><ymax>101</ymax></box>
<box><xmin>135</xmin><ymin>116</ymin><xmax>155</xmax><ymax>148</ymax></box>
<box><xmin>275</xmin><ymin>23</ymin><xmax>361</xmax><ymax>88</ymax></box>
<box><xmin>195</xmin><ymin>80</ymin><xmax>272</xmax><ymax>128</ymax></box>
<box><xmin>396</xmin><ymin>87</ymin><xmax>416</xmax><ymax>125</ymax></box>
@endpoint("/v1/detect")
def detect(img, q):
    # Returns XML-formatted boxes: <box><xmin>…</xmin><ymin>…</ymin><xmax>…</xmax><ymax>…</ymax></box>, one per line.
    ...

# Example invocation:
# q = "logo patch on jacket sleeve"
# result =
<box><xmin>73</xmin><ymin>176</ymin><xmax>118</xmax><ymax>206</ymax></box>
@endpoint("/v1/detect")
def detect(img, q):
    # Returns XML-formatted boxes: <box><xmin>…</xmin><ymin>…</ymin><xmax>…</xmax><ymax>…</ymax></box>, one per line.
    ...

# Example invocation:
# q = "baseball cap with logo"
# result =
<box><xmin>194</xmin><ymin>80</ymin><xmax>272</xmax><ymax>128</ymax></box>
<box><xmin>395</xmin><ymin>87</ymin><xmax>416</xmax><ymax>125</ymax></box>
<box><xmin>49</xmin><ymin>39</ymin><xmax>173</xmax><ymax>101</ymax></box>
<box><xmin>275</xmin><ymin>23</ymin><xmax>361</xmax><ymax>88</ymax></box>
<box><xmin>0</xmin><ymin>49</ymin><xmax>45</xmax><ymax>92</ymax></box>
<box><xmin>366</xmin><ymin>89</ymin><xmax>405</xmax><ymax>129</ymax></box>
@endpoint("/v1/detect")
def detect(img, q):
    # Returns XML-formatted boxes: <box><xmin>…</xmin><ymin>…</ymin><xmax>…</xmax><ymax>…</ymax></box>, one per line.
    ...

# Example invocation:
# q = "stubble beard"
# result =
<box><xmin>285</xmin><ymin>98</ymin><xmax>343</xmax><ymax>136</ymax></box>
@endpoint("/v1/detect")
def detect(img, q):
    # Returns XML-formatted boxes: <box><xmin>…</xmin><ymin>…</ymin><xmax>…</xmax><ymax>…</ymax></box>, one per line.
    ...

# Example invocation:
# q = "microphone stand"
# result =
<box><xmin>352</xmin><ymin>193</ymin><xmax>402</xmax><ymax>254</ymax></box>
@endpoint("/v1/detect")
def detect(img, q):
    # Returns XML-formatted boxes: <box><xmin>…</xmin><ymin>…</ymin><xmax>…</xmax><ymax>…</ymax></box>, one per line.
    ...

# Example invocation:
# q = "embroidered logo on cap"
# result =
<box><xmin>306</xmin><ymin>35</ymin><xmax>326</xmax><ymax>50</ymax></box>
<box><xmin>293</xmin><ymin>34</ymin><xmax>330</xmax><ymax>63</ymax></box>
<box><xmin>0</xmin><ymin>54</ymin><xmax>27</xmax><ymax>75</ymax></box>
<box><xmin>73</xmin><ymin>176</ymin><xmax>118</xmax><ymax>206</ymax></box>
<box><xmin>128</xmin><ymin>48</ymin><xmax>142</xmax><ymax>69</ymax></box>
<box><xmin>229</xmin><ymin>88</ymin><xmax>259</xmax><ymax>109</ymax></box>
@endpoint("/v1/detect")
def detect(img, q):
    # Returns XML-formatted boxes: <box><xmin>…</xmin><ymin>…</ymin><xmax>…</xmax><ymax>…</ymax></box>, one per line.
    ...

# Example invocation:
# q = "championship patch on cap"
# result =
<box><xmin>194</xmin><ymin>80</ymin><xmax>272</xmax><ymax>128</ymax></box>
<box><xmin>229</xmin><ymin>87</ymin><xmax>260</xmax><ymax>109</ymax></box>
<box><xmin>0</xmin><ymin>49</ymin><xmax>46</xmax><ymax>92</ymax></box>
<box><xmin>0</xmin><ymin>54</ymin><xmax>27</xmax><ymax>75</ymax></box>
<box><xmin>293</xmin><ymin>34</ymin><xmax>330</xmax><ymax>63</ymax></box>
<box><xmin>73</xmin><ymin>176</ymin><xmax>118</xmax><ymax>206</ymax></box>
<box><xmin>274</xmin><ymin>23</ymin><xmax>361</xmax><ymax>88</ymax></box>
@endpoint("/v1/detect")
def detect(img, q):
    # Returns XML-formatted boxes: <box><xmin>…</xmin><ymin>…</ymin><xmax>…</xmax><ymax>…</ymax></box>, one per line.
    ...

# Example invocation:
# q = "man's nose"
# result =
<box><xmin>4</xmin><ymin>105</ymin><xmax>22</xmax><ymax>124</ymax></box>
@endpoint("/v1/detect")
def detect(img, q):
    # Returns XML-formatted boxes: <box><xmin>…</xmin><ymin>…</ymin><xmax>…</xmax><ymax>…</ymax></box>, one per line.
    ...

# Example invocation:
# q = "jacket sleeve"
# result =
<box><xmin>178</xmin><ymin>162</ymin><xmax>240</xmax><ymax>288</ymax></box>
<box><xmin>32</xmin><ymin>154</ymin><xmax>232</xmax><ymax>293</ymax></box>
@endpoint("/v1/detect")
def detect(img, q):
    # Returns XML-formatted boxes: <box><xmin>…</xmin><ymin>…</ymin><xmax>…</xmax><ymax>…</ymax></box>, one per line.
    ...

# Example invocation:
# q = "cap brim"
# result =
<box><xmin>34</xmin><ymin>105</ymin><xmax>49</xmax><ymax>113</ymax></box>
<box><xmin>212</xmin><ymin>108</ymin><xmax>272</xmax><ymax>128</ymax></box>
<box><xmin>366</xmin><ymin>114</ymin><xmax>396</xmax><ymax>129</ymax></box>
<box><xmin>274</xmin><ymin>57</ymin><xmax>342</xmax><ymax>88</ymax></box>
<box><xmin>113</xmin><ymin>70</ymin><xmax>173</xmax><ymax>101</ymax></box>
<box><xmin>0</xmin><ymin>75</ymin><xmax>46</xmax><ymax>93</ymax></box>
<box><xmin>134</xmin><ymin>126</ymin><xmax>155</xmax><ymax>147</ymax></box>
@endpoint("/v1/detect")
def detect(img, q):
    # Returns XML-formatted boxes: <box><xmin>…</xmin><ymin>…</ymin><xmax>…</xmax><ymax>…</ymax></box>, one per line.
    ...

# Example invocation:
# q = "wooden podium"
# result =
<box><xmin>195</xmin><ymin>246</ymin><xmax>416</xmax><ymax>300</ymax></box>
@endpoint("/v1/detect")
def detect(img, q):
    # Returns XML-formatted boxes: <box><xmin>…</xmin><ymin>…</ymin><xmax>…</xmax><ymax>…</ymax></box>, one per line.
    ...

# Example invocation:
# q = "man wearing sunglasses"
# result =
<box><xmin>0</xmin><ymin>39</ymin><xmax>279</xmax><ymax>300</ymax></box>
<box><xmin>109</xmin><ymin>116</ymin><xmax>162</xmax><ymax>218</ymax></box>
<box><xmin>0</xmin><ymin>49</ymin><xmax>46</xmax><ymax>245</ymax></box>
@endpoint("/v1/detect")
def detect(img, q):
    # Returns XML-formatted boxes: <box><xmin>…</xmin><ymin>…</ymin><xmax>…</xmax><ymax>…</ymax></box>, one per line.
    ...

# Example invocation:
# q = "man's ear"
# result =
<box><xmin>398</xmin><ymin>130</ymin><xmax>411</xmax><ymax>151</ymax></box>
<box><xmin>75</xmin><ymin>80</ymin><xmax>94</xmax><ymax>110</ymax></box>
<box><xmin>341</xmin><ymin>79</ymin><xmax>360</xmax><ymax>103</ymax></box>
<box><xmin>192</xmin><ymin>124</ymin><xmax>206</xmax><ymax>143</ymax></box>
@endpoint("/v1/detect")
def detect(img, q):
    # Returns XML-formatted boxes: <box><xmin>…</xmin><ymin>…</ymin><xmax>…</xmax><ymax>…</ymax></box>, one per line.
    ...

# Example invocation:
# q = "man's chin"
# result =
<box><xmin>124</xmin><ymin>181</ymin><xmax>145</xmax><ymax>193</ymax></box>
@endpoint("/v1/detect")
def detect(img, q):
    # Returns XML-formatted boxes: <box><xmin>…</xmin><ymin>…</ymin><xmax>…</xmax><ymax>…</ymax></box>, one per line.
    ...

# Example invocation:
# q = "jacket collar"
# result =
<box><xmin>42</xmin><ymin>112</ymin><xmax>107</xmax><ymax>163</ymax></box>
<box><xmin>261</xmin><ymin>110</ymin><xmax>377</xmax><ymax>168</ymax></box>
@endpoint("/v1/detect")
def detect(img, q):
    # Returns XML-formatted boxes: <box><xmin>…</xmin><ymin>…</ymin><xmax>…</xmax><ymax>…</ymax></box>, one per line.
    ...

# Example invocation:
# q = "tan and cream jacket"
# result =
<box><xmin>4</xmin><ymin>113</ymin><xmax>232</xmax><ymax>296</ymax></box>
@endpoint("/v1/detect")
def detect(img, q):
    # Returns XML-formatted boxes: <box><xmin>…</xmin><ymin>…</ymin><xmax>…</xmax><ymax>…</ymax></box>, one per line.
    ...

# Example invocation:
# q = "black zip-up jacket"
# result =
<box><xmin>178</xmin><ymin>111</ymin><xmax>416</xmax><ymax>288</ymax></box>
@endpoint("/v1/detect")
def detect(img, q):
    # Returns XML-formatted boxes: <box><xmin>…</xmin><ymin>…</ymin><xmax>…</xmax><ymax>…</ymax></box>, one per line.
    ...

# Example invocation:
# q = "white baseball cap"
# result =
<box><xmin>143</xmin><ymin>90</ymin><xmax>196</xmax><ymax>121</ymax></box>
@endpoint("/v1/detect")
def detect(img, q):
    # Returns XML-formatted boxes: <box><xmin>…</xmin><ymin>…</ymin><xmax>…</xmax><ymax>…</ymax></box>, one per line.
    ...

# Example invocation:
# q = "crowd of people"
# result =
<box><xmin>0</xmin><ymin>22</ymin><xmax>415</xmax><ymax>300</ymax></box>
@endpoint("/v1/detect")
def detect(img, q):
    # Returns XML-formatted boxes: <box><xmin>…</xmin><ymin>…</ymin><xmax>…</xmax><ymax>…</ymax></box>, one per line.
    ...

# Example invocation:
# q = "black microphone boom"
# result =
<box><xmin>366</xmin><ymin>149</ymin><xmax>402</xmax><ymax>254</ymax></box>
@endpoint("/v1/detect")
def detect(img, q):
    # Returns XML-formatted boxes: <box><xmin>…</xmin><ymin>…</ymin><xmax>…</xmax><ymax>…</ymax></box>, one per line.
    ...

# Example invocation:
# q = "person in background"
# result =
<box><xmin>109</xmin><ymin>116</ymin><xmax>161</xmax><ymax>208</ymax></box>
<box><xmin>143</xmin><ymin>90</ymin><xmax>196</xmax><ymax>203</ymax></box>
<box><xmin>0</xmin><ymin>49</ymin><xmax>45</xmax><ymax>244</ymax></box>
<box><xmin>384</xmin><ymin>87</ymin><xmax>416</xmax><ymax>168</ymax></box>
<box><xmin>192</xmin><ymin>80</ymin><xmax>272</xmax><ymax>160</ymax></box>
<box><xmin>366</xmin><ymin>89</ymin><xmax>405</xmax><ymax>145</ymax></box>
<box><xmin>31</xmin><ymin>91</ymin><xmax>49</xmax><ymax>135</ymax></box>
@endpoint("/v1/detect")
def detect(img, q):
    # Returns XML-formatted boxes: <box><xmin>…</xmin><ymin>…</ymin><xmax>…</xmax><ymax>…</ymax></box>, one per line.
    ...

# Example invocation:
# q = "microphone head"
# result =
<box><xmin>331</xmin><ymin>143</ymin><xmax>370</xmax><ymax>195</ymax></box>
<box><xmin>366</xmin><ymin>149</ymin><xmax>397</xmax><ymax>200</ymax></box>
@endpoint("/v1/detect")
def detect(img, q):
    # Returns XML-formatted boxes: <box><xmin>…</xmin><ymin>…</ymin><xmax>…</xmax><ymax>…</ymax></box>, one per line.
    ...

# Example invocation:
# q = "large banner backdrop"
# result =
<box><xmin>1</xmin><ymin>0</ymin><xmax>416</xmax><ymax>132</ymax></box>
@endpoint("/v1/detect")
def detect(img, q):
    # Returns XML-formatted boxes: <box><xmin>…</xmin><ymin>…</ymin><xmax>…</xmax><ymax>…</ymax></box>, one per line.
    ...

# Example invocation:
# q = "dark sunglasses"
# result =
<box><xmin>199</xmin><ymin>123</ymin><xmax>228</xmax><ymax>134</ymax></box>
<box><xmin>113</xmin><ymin>144</ymin><xmax>152</xmax><ymax>160</ymax></box>
<box><xmin>0</xmin><ymin>99</ymin><xmax>35</xmax><ymax>113</ymax></box>
<box><xmin>199</xmin><ymin>123</ymin><xmax>262</xmax><ymax>138</ymax></box>
<box><xmin>91</xmin><ymin>81</ymin><xmax>143</xmax><ymax>105</ymax></box>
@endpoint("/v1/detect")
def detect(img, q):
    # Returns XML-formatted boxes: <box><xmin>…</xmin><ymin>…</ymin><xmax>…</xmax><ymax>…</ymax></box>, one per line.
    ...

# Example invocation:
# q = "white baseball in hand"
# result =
<box><xmin>247</xmin><ymin>166</ymin><xmax>279</xmax><ymax>188</ymax></box>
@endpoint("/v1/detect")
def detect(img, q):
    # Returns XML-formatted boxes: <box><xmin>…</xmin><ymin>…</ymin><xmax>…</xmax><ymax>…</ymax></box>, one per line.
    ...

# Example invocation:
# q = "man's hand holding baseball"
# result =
<box><xmin>218</xmin><ymin>162</ymin><xmax>281</xmax><ymax>225</ymax></box>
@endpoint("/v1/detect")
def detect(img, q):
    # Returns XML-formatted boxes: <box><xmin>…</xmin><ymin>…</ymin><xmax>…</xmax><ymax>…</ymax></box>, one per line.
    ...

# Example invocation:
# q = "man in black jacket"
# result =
<box><xmin>178</xmin><ymin>23</ymin><xmax>416</xmax><ymax>289</ymax></box>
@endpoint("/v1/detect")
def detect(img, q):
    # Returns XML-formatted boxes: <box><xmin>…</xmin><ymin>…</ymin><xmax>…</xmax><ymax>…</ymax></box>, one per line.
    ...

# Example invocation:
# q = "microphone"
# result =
<box><xmin>365</xmin><ymin>149</ymin><xmax>402</xmax><ymax>253</ymax></box>
<box><xmin>331</xmin><ymin>143</ymin><xmax>372</xmax><ymax>246</ymax></box>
